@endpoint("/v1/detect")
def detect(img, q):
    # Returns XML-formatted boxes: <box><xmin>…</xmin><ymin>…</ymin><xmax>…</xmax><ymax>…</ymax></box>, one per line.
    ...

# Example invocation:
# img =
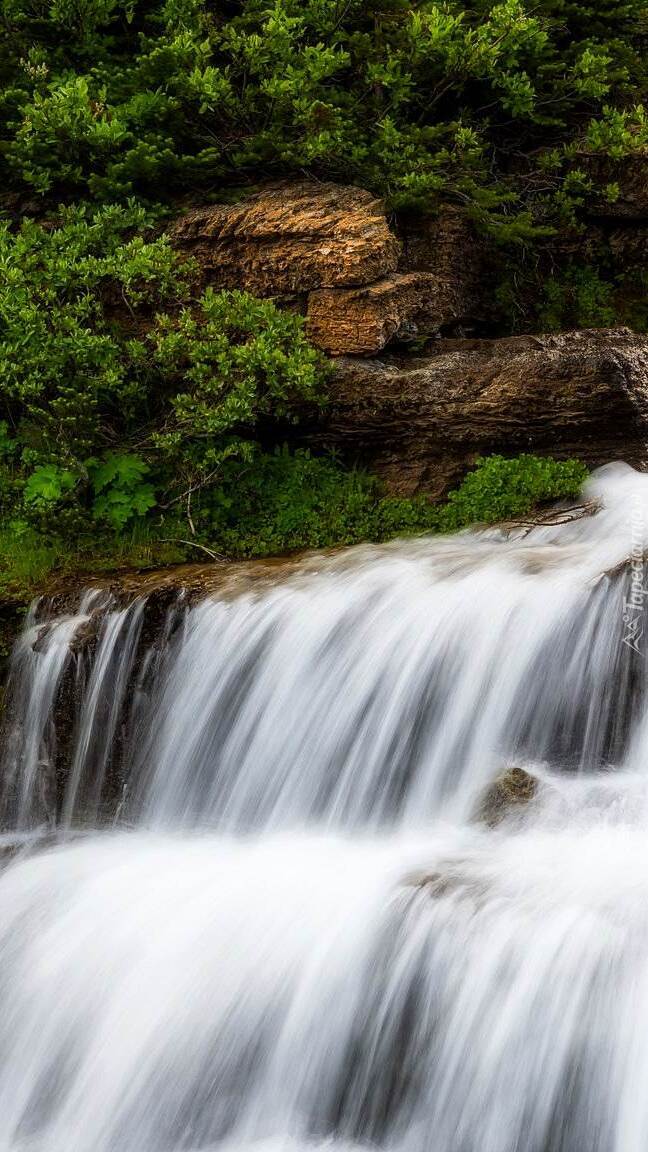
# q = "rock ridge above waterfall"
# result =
<box><xmin>311</xmin><ymin>327</ymin><xmax>648</xmax><ymax>498</ymax></box>
<box><xmin>170</xmin><ymin>182</ymin><xmax>496</xmax><ymax>355</ymax></box>
<box><xmin>169</xmin><ymin>181</ymin><xmax>648</xmax><ymax>499</ymax></box>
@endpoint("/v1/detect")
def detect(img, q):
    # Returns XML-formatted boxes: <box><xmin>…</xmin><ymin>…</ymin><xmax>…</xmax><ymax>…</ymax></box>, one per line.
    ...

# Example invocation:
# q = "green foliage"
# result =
<box><xmin>537</xmin><ymin>265</ymin><xmax>617</xmax><ymax>331</ymax></box>
<box><xmin>0</xmin><ymin>207</ymin><xmax>327</xmax><ymax>532</ymax></box>
<box><xmin>194</xmin><ymin>449</ymin><xmax>589</xmax><ymax>556</ymax></box>
<box><xmin>89</xmin><ymin>453</ymin><xmax>156</xmax><ymax>528</ymax></box>
<box><xmin>148</xmin><ymin>288</ymin><xmax>324</xmax><ymax>500</ymax></box>
<box><xmin>0</xmin><ymin>0</ymin><xmax>643</xmax><ymax>228</ymax></box>
<box><xmin>200</xmin><ymin>448</ymin><xmax>439</xmax><ymax>557</ymax></box>
<box><xmin>583</xmin><ymin>104</ymin><xmax>648</xmax><ymax>158</ymax></box>
<box><xmin>0</xmin><ymin>517</ymin><xmax>185</xmax><ymax>603</ymax></box>
<box><xmin>0</xmin><ymin>451</ymin><xmax>591</xmax><ymax>600</ymax></box>
<box><xmin>23</xmin><ymin>464</ymin><xmax>76</xmax><ymax>505</ymax></box>
<box><xmin>436</xmin><ymin>454</ymin><xmax>589</xmax><ymax>531</ymax></box>
<box><xmin>0</xmin><ymin>0</ymin><xmax>634</xmax><ymax>576</ymax></box>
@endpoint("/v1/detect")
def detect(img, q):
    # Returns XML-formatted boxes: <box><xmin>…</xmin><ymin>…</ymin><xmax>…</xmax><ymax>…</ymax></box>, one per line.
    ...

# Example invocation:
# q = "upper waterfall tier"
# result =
<box><xmin>2</xmin><ymin>462</ymin><xmax>648</xmax><ymax>833</ymax></box>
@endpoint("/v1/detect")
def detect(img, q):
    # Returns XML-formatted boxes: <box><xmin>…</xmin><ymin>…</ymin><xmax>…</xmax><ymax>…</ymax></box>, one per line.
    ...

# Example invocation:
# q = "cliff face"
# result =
<box><xmin>171</xmin><ymin>179</ymin><xmax>648</xmax><ymax>497</ymax></box>
<box><xmin>315</xmin><ymin>329</ymin><xmax>648</xmax><ymax>497</ymax></box>
<box><xmin>171</xmin><ymin>183</ymin><xmax>493</xmax><ymax>358</ymax></box>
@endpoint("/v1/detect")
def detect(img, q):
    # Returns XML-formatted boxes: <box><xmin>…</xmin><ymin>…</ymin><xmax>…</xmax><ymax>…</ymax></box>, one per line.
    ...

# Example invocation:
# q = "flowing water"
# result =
<box><xmin>0</xmin><ymin>462</ymin><xmax>648</xmax><ymax>1151</ymax></box>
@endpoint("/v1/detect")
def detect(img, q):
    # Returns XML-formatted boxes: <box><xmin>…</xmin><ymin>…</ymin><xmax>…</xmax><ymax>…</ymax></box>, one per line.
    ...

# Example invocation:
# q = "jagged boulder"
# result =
<box><xmin>169</xmin><ymin>182</ymin><xmax>400</xmax><ymax>295</ymax></box>
<box><xmin>306</xmin><ymin>328</ymin><xmax>648</xmax><ymax>497</ymax></box>
<box><xmin>305</xmin><ymin>207</ymin><xmax>497</xmax><ymax>354</ymax></box>
<box><xmin>170</xmin><ymin>186</ymin><xmax>497</xmax><ymax>353</ymax></box>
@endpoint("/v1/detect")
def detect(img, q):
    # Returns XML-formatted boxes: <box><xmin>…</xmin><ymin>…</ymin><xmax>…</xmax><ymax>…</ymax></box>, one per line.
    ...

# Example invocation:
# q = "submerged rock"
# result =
<box><xmin>477</xmin><ymin>766</ymin><xmax>538</xmax><ymax>826</ymax></box>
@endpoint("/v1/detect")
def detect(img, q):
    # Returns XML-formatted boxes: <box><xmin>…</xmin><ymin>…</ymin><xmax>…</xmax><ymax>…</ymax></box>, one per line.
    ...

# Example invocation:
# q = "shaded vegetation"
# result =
<box><xmin>0</xmin><ymin>453</ymin><xmax>589</xmax><ymax>603</ymax></box>
<box><xmin>0</xmin><ymin>206</ymin><xmax>325</xmax><ymax>535</ymax></box>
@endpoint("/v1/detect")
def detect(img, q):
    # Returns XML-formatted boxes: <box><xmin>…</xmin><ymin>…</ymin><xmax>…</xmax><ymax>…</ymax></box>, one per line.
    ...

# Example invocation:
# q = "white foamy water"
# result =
<box><xmin>0</xmin><ymin>462</ymin><xmax>648</xmax><ymax>1151</ymax></box>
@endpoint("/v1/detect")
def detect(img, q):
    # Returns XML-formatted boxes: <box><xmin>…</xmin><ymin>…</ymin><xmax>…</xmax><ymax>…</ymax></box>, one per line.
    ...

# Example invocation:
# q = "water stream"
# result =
<box><xmin>0</xmin><ymin>462</ymin><xmax>647</xmax><ymax>1151</ymax></box>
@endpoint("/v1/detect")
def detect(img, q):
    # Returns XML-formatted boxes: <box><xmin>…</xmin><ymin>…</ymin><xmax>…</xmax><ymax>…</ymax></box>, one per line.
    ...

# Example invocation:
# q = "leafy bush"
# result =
<box><xmin>191</xmin><ymin>449</ymin><xmax>589</xmax><ymax>556</ymax></box>
<box><xmin>537</xmin><ymin>265</ymin><xmax>617</xmax><ymax>331</ymax></box>
<box><xmin>436</xmin><ymin>454</ymin><xmax>589</xmax><ymax>531</ymax></box>
<box><xmin>0</xmin><ymin>450</ymin><xmax>590</xmax><ymax>599</ymax></box>
<box><xmin>199</xmin><ymin>448</ymin><xmax>439</xmax><ymax>557</ymax></box>
<box><xmin>0</xmin><ymin>0</ymin><xmax>629</xmax><ymax>577</ymax></box>
<box><xmin>0</xmin><ymin>0</ymin><xmax>643</xmax><ymax>232</ymax></box>
<box><xmin>0</xmin><ymin>206</ymin><xmax>326</xmax><ymax>530</ymax></box>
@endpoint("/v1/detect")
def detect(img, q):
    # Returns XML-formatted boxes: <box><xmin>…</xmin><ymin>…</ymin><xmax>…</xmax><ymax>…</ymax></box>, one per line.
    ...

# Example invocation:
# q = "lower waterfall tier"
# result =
<box><xmin>1</xmin><ymin>463</ymin><xmax>648</xmax><ymax>1151</ymax></box>
<box><xmin>2</xmin><ymin>766</ymin><xmax>648</xmax><ymax>1152</ymax></box>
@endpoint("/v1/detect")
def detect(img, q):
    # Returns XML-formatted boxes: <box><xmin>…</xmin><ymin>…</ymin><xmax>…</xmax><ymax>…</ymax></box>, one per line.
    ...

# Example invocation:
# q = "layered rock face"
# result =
<box><xmin>171</xmin><ymin>183</ymin><xmax>491</xmax><ymax>355</ymax></box>
<box><xmin>170</xmin><ymin>177</ymin><xmax>648</xmax><ymax>497</ymax></box>
<box><xmin>170</xmin><ymin>183</ymin><xmax>400</xmax><ymax>297</ymax></box>
<box><xmin>311</xmin><ymin>328</ymin><xmax>648</xmax><ymax>496</ymax></box>
<box><xmin>306</xmin><ymin>272</ymin><xmax>447</xmax><ymax>356</ymax></box>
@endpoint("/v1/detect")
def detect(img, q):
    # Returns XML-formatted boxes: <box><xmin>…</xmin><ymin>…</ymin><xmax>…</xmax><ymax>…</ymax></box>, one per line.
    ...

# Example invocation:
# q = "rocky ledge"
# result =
<box><xmin>170</xmin><ymin>178</ymin><xmax>648</xmax><ymax>498</ymax></box>
<box><xmin>312</xmin><ymin>327</ymin><xmax>648</xmax><ymax>497</ymax></box>
<box><xmin>171</xmin><ymin>181</ymin><xmax>493</xmax><ymax>356</ymax></box>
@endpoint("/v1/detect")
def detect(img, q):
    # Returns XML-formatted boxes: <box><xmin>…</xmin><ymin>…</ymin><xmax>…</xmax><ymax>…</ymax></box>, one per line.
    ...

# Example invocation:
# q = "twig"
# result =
<box><xmin>500</xmin><ymin>500</ymin><xmax>600</xmax><ymax>535</ymax></box>
<box><xmin>186</xmin><ymin>489</ymin><xmax>196</xmax><ymax>537</ymax></box>
<box><xmin>159</xmin><ymin>468</ymin><xmax>222</xmax><ymax>510</ymax></box>
<box><xmin>159</xmin><ymin>538</ymin><xmax>225</xmax><ymax>560</ymax></box>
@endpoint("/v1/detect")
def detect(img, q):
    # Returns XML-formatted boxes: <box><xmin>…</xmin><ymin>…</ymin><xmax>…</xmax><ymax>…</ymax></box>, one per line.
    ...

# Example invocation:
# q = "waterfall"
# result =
<box><xmin>0</xmin><ymin>461</ymin><xmax>648</xmax><ymax>1151</ymax></box>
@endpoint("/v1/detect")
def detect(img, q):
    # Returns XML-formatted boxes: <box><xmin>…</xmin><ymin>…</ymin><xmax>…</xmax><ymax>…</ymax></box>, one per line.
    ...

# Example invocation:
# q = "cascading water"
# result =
<box><xmin>0</xmin><ymin>461</ymin><xmax>648</xmax><ymax>1151</ymax></box>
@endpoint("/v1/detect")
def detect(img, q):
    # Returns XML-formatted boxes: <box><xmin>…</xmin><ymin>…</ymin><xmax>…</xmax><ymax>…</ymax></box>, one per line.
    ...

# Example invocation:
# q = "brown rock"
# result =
<box><xmin>307</xmin><ymin>328</ymin><xmax>648</xmax><ymax>497</ymax></box>
<box><xmin>477</xmin><ymin>766</ymin><xmax>538</xmax><ymax>827</ymax></box>
<box><xmin>304</xmin><ymin>205</ymin><xmax>497</xmax><ymax>355</ymax></box>
<box><xmin>306</xmin><ymin>272</ymin><xmax>456</xmax><ymax>355</ymax></box>
<box><xmin>169</xmin><ymin>182</ymin><xmax>400</xmax><ymax>294</ymax></box>
<box><xmin>398</xmin><ymin>205</ymin><xmax>496</xmax><ymax>327</ymax></box>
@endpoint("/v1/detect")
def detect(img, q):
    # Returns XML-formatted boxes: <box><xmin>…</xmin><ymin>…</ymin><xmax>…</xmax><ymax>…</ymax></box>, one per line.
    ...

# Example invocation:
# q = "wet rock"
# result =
<box><xmin>403</xmin><ymin>869</ymin><xmax>462</xmax><ymax>897</ymax></box>
<box><xmin>307</xmin><ymin>327</ymin><xmax>648</xmax><ymax>497</ymax></box>
<box><xmin>43</xmin><ymin>554</ymin><xmax>311</xmax><ymax>616</ymax></box>
<box><xmin>68</xmin><ymin>610</ymin><xmax>105</xmax><ymax>655</ymax></box>
<box><xmin>477</xmin><ymin>766</ymin><xmax>538</xmax><ymax>826</ymax></box>
<box><xmin>403</xmin><ymin>866</ymin><xmax>490</xmax><ymax>905</ymax></box>
<box><xmin>169</xmin><ymin>182</ymin><xmax>400</xmax><ymax>295</ymax></box>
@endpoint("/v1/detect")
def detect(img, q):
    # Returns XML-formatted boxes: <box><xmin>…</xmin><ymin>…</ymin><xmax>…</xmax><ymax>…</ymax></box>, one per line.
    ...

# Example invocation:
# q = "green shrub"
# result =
<box><xmin>0</xmin><ymin>0</ymin><xmax>643</xmax><ymax>233</ymax></box>
<box><xmin>0</xmin><ymin>449</ymin><xmax>589</xmax><ymax>598</ymax></box>
<box><xmin>198</xmin><ymin>448</ymin><xmax>439</xmax><ymax>557</ymax></box>
<box><xmin>537</xmin><ymin>265</ymin><xmax>617</xmax><ymax>331</ymax></box>
<box><xmin>0</xmin><ymin>449</ymin><xmax>590</xmax><ymax>598</ymax></box>
<box><xmin>0</xmin><ymin>206</ymin><xmax>327</xmax><ymax>530</ymax></box>
<box><xmin>436</xmin><ymin>454</ymin><xmax>589</xmax><ymax>531</ymax></box>
<box><xmin>187</xmin><ymin>449</ymin><xmax>589</xmax><ymax>556</ymax></box>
